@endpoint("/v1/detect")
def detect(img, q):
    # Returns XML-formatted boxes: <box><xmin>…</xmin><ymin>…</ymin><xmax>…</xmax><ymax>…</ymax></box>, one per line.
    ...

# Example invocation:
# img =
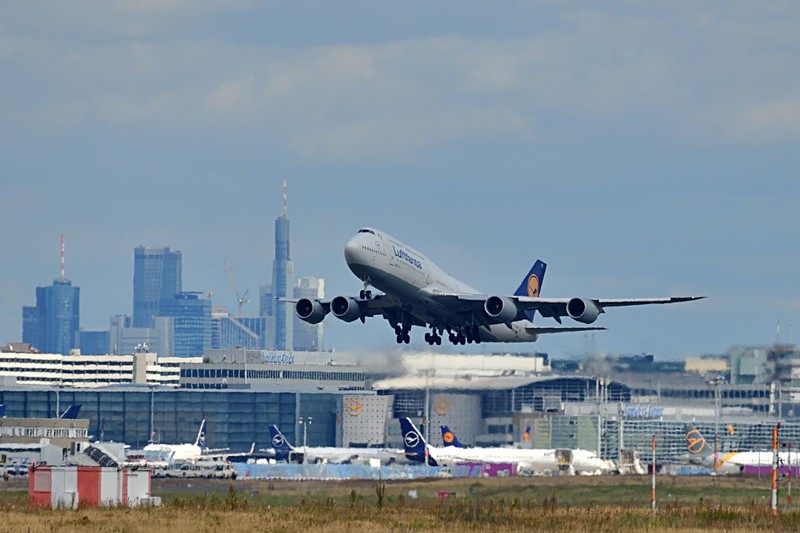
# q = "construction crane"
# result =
<box><xmin>224</xmin><ymin>260</ymin><xmax>250</xmax><ymax>317</ymax></box>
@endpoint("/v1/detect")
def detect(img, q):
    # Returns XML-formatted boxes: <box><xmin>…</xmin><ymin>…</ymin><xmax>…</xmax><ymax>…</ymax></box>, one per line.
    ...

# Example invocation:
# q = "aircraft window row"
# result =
<box><xmin>361</xmin><ymin>245</ymin><xmax>386</xmax><ymax>257</ymax></box>
<box><xmin>358</xmin><ymin>229</ymin><xmax>376</xmax><ymax>235</ymax></box>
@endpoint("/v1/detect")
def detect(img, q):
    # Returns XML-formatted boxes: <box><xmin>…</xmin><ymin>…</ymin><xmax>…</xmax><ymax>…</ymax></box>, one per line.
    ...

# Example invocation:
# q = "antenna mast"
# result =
<box><xmin>282</xmin><ymin>179</ymin><xmax>287</xmax><ymax>219</ymax></box>
<box><xmin>60</xmin><ymin>235</ymin><xmax>65</xmax><ymax>280</ymax></box>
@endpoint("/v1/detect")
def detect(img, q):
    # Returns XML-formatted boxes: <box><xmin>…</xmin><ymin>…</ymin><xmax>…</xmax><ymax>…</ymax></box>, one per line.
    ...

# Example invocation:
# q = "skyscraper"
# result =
<box><xmin>271</xmin><ymin>180</ymin><xmax>294</xmax><ymax>350</ymax></box>
<box><xmin>160</xmin><ymin>292</ymin><xmax>211</xmax><ymax>357</ymax></box>
<box><xmin>22</xmin><ymin>237</ymin><xmax>80</xmax><ymax>354</ymax></box>
<box><xmin>133</xmin><ymin>246</ymin><xmax>182</xmax><ymax>328</ymax></box>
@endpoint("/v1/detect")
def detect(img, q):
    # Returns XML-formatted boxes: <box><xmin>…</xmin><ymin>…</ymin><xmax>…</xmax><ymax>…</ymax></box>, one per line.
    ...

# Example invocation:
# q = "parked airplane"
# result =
<box><xmin>143</xmin><ymin>419</ymin><xmax>209</xmax><ymax>464</ymax></box>
<box><xmin>401</xmin><ymin>418</ymin><xmax>613</xmax><ymax>474</ymax></box>
<box><xmin>267</xmin><ymin>424</ymin><xmax>406</xmax><ymax>465</ymax></box>
<box><xmin>289</xmin><ymin>228</ymin><xmax>703</xmax><ymax>345</ymax></box>
<box><xmin>682</xmin><ymin>423</ymin><xmax>792</xmax><ymax>474</ymax></box>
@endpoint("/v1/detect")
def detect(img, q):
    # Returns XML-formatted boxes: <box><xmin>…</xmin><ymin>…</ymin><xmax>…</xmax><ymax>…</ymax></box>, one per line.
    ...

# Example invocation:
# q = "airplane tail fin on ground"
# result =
<box><xmin>400</xmin><ymin>418</ymin><xmax>437</xmax><ymax>466</ymax></box>
<box><xmin>683</xmin><ymin>423</ymin><xmax>712</xmax><ymax>459</ymax></box>
<box><xmin>441</xmin><ymin>426</ymin><xmax>466</xmax><ymax>448</ymax></box>
<box><xmin>514</xmin><ymin>260</ymin><xmax>546</xmax><ymax>321</ymax></box>
<box><xmin>60</xmin><ymin>404</ymin><xmax>82</xmax><ymax>419</ymax></box>
<box><xmin>268</xmin><ymin>424</ymin><xmax>295</xmax><ymax>459</ymax></box>
<box><xmin>194</xmin><ymin>419</ymin><xmax>207</xmax><ymax>449</ymax></box>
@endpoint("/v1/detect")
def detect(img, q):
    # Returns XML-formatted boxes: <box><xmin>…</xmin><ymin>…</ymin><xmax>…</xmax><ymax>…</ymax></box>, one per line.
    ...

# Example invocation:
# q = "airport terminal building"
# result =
<box><xmin>1</xmin><ymin>347</ymin><xmax>799</xmax><ymax>463</ymax></box>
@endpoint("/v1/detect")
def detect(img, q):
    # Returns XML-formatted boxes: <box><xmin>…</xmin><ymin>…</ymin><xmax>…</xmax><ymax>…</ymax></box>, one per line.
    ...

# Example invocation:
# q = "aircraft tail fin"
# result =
<box><xmin>60</xmin><ymin>404</ymin><xmax>82</xmax><ymax>419</ymax></box>
<box><xmin>194</xmin><ymin>419</ymin><xmax>207</xmax><ymax>449</ymax></box>
<box><xmin>400</xmin><ymin>418</ymin><xmax>437</xmax><ymax>466</ymax></box>
<box><xmin>683</xmin><ymin>423</ymin><xmax>712</xmax><ymax>459</ymax></box>
<box><xmin>268</xmin><ymin>424</ymin><xmax>295</xmax><ymax>460</ymax></box>
<box><xmin>514</xmin><ymin>260</ymin><xmax>546</xmax><ymax>321</ymax></box>
<box><xmin>441</xmin><ymin>426</ymin><xmax>466</xmax><ymax>448</ymax></box>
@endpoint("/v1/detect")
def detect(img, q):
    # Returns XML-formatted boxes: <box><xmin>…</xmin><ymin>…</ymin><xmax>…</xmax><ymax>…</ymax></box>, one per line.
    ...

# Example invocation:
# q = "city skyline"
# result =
<box><xmin>2</xmin><ymin>3</ymin><xmax>799</xmax><ymax>358</ymax></box>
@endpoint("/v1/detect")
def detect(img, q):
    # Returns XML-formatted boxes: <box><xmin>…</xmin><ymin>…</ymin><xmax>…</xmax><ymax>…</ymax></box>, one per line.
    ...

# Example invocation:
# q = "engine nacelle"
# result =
<box><xmin>331</xmin><ymin>296</ymin><xmax>362</xmax><ymax>323</ymax></box>
<box><xmin>566</xmin><ymin>298</ymin><xmax>601</xmax><ymax>324</ymax></box>
<box><xmin>484</xmin><ymin>296</ymin><xmax>518</xmax><ymax>323</ymax></box>
<box><xmin>295</xmin><ymin>298</ymin><xmax>327</xmax><ymax>324</ymax></box>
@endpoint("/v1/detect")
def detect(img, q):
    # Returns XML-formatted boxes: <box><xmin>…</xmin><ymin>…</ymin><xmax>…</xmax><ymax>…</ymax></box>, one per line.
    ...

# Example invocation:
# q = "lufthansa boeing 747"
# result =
<box><xmin>289</xmin><ymin>227</ymin><xmax>703</xmax><ymax>346</ymax></box>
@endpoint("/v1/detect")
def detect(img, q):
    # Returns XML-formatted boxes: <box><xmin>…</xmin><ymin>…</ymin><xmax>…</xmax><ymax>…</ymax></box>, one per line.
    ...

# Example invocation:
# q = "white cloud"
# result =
<box><xmin>2</xmin><ymin>2</ymin><xmax>800</xmax><ymax>157</ymax></box>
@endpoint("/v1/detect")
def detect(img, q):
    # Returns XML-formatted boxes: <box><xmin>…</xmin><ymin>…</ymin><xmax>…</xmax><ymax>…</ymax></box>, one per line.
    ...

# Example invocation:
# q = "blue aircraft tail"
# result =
<box><xmin>400</xmin><ymin>418</ymin><xmax>437</xmax><ymax>466</ymax></box>
<box><xmin>60</xmin><ymin>404</ymin><xmax>82</xmax><ymax>419</ymax></box>
<box><xmin>0</xmin><ymin>404</ymin><xmax>6</xmax><ymax>418</ymax></box>
<box><xmin>513</xmin><ymin>260</ymin><xmax>546</xmax><ymax>321</ymax></box>
<box><xmin>194</xmin><ymin>419</ymin><xmax>207</xmax><ymax>449</ymax></box>
<box><xmin>441</xmin><ymin>426</ymin><xmax>466</xmax><ymax>448</ymax></box>
<box><xmin>268</xmin><ymin>424</ymin><xmax>295</xmax><ymax>461</ymax></box>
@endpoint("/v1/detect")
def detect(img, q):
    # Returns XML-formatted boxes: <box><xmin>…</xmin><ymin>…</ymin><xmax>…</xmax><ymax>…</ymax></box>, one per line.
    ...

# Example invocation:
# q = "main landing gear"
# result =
<box><xmin>394</xmin><ymin>324</ymin><xmax>411</xmax><ymax>344</ymax></box>
<box><xmin>359</xmin><ymin>278</ymin><xmax>372</xmax><ymax>300</ymax></box>
<box><xmin>423</xmin><ymin>325</ymin><xmax>482</xmax><ymax>346</ymax></box>
<box><xmin>424</xmin><ymin>329</ymin><xmax>442</xmax><ymax>346</ymax></box>
<box><xmin>447</xmin><ymin>325</ymin><xmax>482</xmax><ymax>346</ymax></box>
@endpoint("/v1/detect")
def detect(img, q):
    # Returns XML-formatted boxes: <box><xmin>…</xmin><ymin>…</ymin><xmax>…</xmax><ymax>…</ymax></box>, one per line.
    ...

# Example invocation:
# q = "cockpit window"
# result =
<box><xmin>358</xmin><ymin>228</ymin><xmax>376</xmax><ymax>235</ymax></box>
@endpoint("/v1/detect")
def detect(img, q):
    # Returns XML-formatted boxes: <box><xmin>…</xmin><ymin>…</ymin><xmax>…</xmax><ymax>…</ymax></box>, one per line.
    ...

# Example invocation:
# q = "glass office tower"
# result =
<box><xmin>22</xmin><ymin>278</ymin><xmax>80</xmax><ymax>354</ymax></box>
<box><xmin>133</xmin><ymin>246</ymin><xmax>182</xmax><ymax>328</ymax></box>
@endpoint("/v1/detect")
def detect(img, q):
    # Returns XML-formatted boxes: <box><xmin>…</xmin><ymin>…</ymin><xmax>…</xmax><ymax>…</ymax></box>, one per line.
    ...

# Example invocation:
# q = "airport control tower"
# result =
<box><xmin>271</xmin><ymin>180</ymin><xmax>294</xmax><ymax>350</ymax></box>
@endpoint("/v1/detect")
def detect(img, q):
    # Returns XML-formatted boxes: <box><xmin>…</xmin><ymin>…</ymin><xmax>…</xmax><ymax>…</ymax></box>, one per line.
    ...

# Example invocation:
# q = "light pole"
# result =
<box><xmin>298</xmin><ymin>416</ymin><xmax>313</xmax><ymax>461</ymax></box>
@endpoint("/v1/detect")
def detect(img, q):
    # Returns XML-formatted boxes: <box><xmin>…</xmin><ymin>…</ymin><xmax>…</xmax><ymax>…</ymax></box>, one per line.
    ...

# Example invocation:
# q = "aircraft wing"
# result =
<box><xmin>433</xmin><ymin>293</ymin><xmax>704</xmax><ymax>325</ymax></box>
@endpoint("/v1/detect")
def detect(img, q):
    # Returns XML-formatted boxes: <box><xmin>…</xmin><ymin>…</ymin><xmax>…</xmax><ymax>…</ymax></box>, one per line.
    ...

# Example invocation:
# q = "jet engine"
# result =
<box><xmin>484</xmin><ymin>296</ymin><xmax>518</xmax><ymax>323</ymax></box>
<box><xmin>566</xmin><ymin>298</ymin><xmax>601</xmax><ymax>324</ymax></box>
<box><xmin>331</xmin><ymin>296</ymin><xmax>362</xmax><ymax>323</ymax></box>
<box><xmin>295</xmin><ymin>298</ymin><xmax>327</xmax><ymax>324</ymax></box>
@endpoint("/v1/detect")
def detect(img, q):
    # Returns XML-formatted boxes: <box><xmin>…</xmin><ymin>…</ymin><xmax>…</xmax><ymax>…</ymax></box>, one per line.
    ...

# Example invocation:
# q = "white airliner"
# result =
<box><xmin>268</xmin><ymin>424</ymin><xmax>408</xmax><ymax>465</ymax></box>
<box><xmin>143</xmin><ymin>420</ymin><xmax>210</xmax><ymax>465</ymax></box>
<box><xmin>291</xmin><ymin>227</ymin><xmax>704</xmax><ymax>345</ymax></box>
<box><xmin>682</xmin><ymin>424</ymin><xmax>793</xmax><ymax>474</ymax></box>
<box><xmin>141</xmin><ymin>420</ymin><xmax>244</xmax><ymax>465</ymax></box>
<box><xmin>401</xmin><ymin>418</ymin><xmax>613</xmax><ymax>475</ymax></box>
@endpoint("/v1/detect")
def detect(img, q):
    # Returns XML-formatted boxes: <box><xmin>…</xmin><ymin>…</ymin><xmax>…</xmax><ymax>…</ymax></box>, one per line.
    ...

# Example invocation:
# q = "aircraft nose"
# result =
<box><xmin>344</xmin><ymin>236</ymin><xmax>361</xmax><ymax>265</ymax></box>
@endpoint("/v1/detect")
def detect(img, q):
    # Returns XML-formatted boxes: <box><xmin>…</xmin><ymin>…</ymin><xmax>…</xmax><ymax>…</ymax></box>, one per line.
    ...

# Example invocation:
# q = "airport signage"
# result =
<box><xmin>259</xmin><ymin>352</ymin><xmax>295</xmax><ymax>365</ymax></box>
<box><xmin>623</xmin><ymin>404</ymin><xmax>664</xmax><ymax>419</ymax></box>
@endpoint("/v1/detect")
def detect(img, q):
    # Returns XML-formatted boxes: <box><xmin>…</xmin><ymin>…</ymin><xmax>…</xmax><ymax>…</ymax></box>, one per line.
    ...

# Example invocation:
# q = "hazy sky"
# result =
<box><xmin>2</xmin><ymin>1</ymin><xmax>798</xmax><ymax>360</ymax></box>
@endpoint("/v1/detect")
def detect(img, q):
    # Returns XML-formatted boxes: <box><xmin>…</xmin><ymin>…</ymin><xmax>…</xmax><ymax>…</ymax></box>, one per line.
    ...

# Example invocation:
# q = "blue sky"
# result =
<box><xmin>1</xmin><ymin>1</ymin><xmax>798</xmax><ymax>359</ymax></box>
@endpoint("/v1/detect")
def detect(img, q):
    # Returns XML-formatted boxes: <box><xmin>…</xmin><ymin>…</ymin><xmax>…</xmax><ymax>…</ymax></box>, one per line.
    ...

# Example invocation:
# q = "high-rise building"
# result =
<box><xmin>160</xmin><ymin>292</ymin><xmax>211</xmax><ymax>357</ymax></box>
<box><xmin>293</xmin><ymin>277</ymin><xmax>324</xmax><ymax>351</ymax></box>
<box><xmin>133</xmin><ymin>246</ymin><xmax>182</xmax><ymax>328</ymax></box>
<box><xmin>109</xmin><ymin>314</ymin><xmax>172</xmax><ymax>356</ymax></box>
<box><xmin>22</xmin><ymin>279</ymin><xmax>80</xmax><ymax>355</ymax></box>
<box><xmin>211</xmin><ymin>308</ymin><xmax>268</xmax><ymax>350</ymax></box>
<box><xmin>78</xmin><ymin>330</ymin><xmax>110</xmax><ymax>355</ymax></box>
<box><xmin>271</xmin><ymin>181</ymin><xmax>294</xmax><ymax>350</ymax></box>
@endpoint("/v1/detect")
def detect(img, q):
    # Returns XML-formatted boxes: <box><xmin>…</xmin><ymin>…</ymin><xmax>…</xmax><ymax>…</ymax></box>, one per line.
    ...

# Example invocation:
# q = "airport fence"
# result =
<box><xmin>232</xmin><ymin>463</ymin><xmax>443</xmax><ymax>480</ymax></box>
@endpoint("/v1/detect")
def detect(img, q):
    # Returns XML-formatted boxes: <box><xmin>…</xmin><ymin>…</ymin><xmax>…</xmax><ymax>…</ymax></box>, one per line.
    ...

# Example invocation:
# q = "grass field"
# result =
<box><xmin>2</xmin><ymin>475</ymin><xmax>800</xmax><ymax>531</ymax></box>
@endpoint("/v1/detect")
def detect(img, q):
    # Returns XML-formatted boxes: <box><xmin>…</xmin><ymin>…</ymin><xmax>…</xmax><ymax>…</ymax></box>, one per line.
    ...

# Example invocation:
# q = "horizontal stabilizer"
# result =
<box><xmin>525</xmin><ymin>326</ymin><xmax>606</xmax><ymax>334</ymax></box>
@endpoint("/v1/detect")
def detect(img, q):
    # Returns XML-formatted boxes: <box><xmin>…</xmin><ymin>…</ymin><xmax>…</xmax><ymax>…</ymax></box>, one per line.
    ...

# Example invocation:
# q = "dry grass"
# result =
<box><xmin>1</xmin><ymin>475</ymin><xmax>800</xmax><ymax>532</ymax></box>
